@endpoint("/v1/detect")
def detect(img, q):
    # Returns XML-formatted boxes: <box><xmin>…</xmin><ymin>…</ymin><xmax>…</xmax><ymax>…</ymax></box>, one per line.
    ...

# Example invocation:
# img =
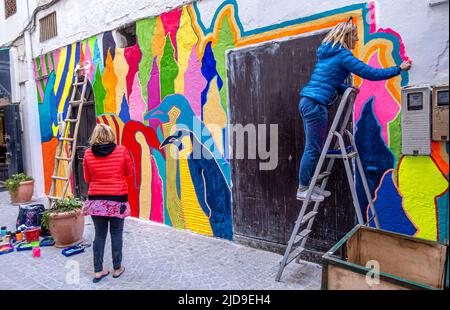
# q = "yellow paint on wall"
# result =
<box><xmin>162</xmin><ymin>107</ymin><xmax>185</xmax><ymax>229</ymax></box>
<box><xmin>113</xmin><ymin>48</ymin><xmax>129</xmax><ymax>116</ymax></box>
<box><xmin>398</xmin><ymin>156</ymin><xmax>449</xmax><ymax>240</ymax></box>
<box><xmin>151</xmin><ymin>17</ymin><xmax>166</xmax><ymax>68</ymax></box>
<box><xmin>178</xmin><ymin>136</ymin><xmax>213</xmax><ymax>236</ymax></box>
<box><xmin>174</xmin><ymin>6</ymin><xmax>199</xmax><ymax>93</ymax></box>
<box><xmin>59</xmin><ymin>44</ymin><xmax>77</xmax><ymax>115</ymax></box>
<box><xmin>203</xmin><ymin>77</ymin><xmax>227</xmax><ymax>155</ymax></box>
<box><xmin>136</xmin><ymin>132</ymin><xmax>152</xmax><ymax>220</ymax></box>
<box><xmin>102</xmin><ymin>50</ymin><xmax>118</xmax><ymax>114</ymax></box>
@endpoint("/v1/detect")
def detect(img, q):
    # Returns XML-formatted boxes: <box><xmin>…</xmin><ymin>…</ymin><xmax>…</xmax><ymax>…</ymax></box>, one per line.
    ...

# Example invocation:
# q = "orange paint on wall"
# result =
<box><xmin>42</xmin><ymin>137</ymin><xmax>59</xmax><ymax>195</ymax></box>
<box><xmin>432</xmin><ymin>142</ymin><xmax>449</xmax><ymax>177</ymax></box>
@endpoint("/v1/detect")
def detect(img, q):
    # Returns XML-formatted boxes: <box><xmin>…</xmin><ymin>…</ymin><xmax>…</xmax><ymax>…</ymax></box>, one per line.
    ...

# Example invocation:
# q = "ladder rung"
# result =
<box><xmin>318</xmin><ymin>172</ymin><xmax>332</xmax><ymax>181</ymax></box>
<box><xmin>56</xmin><ymin>156</ymin><xmax>72</xmax><ymax>162</ymax></box>
<box><xmin>301</xmin><ymin>212</ymin><xmax>318</xmax><ymax>225</ymax></box>
<box><xmin>285</xmin><ymin>247</ymin><xmax>306</xmax><ymax>265</ymax></box>
<box><xmin>64</xmin><ymin>119</ymin><xmax>78</xmax><ymax>123</ymax></box>
<box><xmin>70</xmin><ymin>100</ymin><xmax>83</xmax><ymax>107</ymax></box>
<box><xmin>294</xmin><ymin>229</ymin><xmax>312</xmax><ymax>244</ymax></box>
<box><xmin>326</xmin><ymin>152</ymin><xmax>358</xmax><ymax>159</ymax></box>
<box><xmin>60</xmin><ymin>138</ymin><xmax>74</xmax><ymax>142</ymax></box>
<box><xmin>73</xmin><ymin>81</ymin><xmax>85</xmax><ymax>86</ymax></box>
<box><xmin>52</xmin><ymin>176</ymin><xmax>69</xmax><ymax>181</ymax></box>
<box><xmin>48</xmin><ymin>196</ymin><xmax>62</xmax><ymax>201</ymax></box>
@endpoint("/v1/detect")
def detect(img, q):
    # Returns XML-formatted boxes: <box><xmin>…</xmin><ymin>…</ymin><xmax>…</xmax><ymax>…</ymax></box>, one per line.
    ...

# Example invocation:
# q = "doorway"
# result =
<box><xmin>227</xmin><ymin>32</ymin><xmax>355</xmax><ymax>260</ymax></box>
<box><xmin>0</xmin><ymin>103</ymin><xmax>23</xmax><ymax>183</ymax></box>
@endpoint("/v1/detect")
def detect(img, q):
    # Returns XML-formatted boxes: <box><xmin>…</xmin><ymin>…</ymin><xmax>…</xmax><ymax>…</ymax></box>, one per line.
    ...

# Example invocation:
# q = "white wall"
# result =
<box><xmin>0</xmin><ymin>0</ymin><xmax>37</xmax><ymax>46</ymax></box>
<box><xmin>30</xmin><ymin>0</ymin><xmax>198</xmax><ymax>57</ymax></box>
<box><xmin>195</xmin><ymin>0</ymin><xmax>449</xmax><ymax>86</ymax></box>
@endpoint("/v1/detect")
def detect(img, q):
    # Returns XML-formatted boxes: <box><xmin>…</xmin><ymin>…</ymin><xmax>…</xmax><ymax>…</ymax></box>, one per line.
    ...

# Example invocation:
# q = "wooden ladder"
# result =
<box><xmin>48</xmin><ymin>62</ymin><xmax>91</xmax><ymax>207</ymax></box>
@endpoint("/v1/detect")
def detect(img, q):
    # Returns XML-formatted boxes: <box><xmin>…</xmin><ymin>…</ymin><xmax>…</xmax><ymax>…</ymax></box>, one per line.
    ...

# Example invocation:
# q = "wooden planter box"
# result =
<box><xmin>322</xmin><ymin>225</ymin><xmax>448</xmax><ymax>290</ymax></box>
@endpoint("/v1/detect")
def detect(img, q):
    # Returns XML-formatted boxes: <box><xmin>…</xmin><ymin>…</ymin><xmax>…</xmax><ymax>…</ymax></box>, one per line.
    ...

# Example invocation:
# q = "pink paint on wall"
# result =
<box><xmin>355</xmin><ymin>52</ymin><xmax>400</xmax><ymax>145</ymax></box>
<box><xmin>150</xmin><ymin>155</ymin><xmax>164</xmax><ymax>224</ymax></box>
<box><xmin>148</xmin><ymin>57</ymin><xmax>161</xmax><ymax>111</ymax></box>
<box><xmin>147</xmin><ymin>57</ymin><xmax>161</xmax><ymax>129</ymax></box>
<box><xmin>161</xmin><ymin>8</ymin><xmax>182</xmax><ymax>60</ymax></box>
<box><xmin>84</xmin><ymin>43</ymin><xmax>95</xmax><ymax>82</ymax></box>
<box><xmin>184</xmin><ymin>46</ymin><xmax>206</xmax><ymax>119</ymax></box>
<box><xmin>129</xmin><ymin>74</ymin><xmax>147</xmax><ymax>123</ymax></box>
<box><xmin>125</xmin><ymin>44</ymin><xmax>143</xmax><ymax>100</ymax></box>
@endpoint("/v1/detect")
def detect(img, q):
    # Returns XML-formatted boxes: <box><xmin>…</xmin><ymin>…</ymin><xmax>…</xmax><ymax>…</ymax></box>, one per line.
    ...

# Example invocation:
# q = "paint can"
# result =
<box><xmin>32</xmin><ymin>247</ymin><xmax>41</xmax><ymax>258</ymax></box>
<box><xmin>16</xmin><ymin>232</ymin><xmax>23</xmax><ymax>242</ymax></box>
<box><xmin>1</xmin><ymin>227</ymin><xmax>6</xmax><ymax>237</ymax></box>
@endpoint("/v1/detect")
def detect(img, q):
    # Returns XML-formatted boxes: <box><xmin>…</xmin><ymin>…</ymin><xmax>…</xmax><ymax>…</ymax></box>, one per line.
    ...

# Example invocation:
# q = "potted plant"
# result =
<box><xmin>4</xmin><ymin>173</ymin><xmax>34</xmax><ymax>204</ymax></box>
<box><xmin>42</xmin><ymin>197</ymin><xmax>85</xmax><ymax>248</ymax></box>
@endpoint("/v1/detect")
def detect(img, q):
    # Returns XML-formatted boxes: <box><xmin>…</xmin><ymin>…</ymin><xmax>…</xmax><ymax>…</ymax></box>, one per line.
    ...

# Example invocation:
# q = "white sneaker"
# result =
<box><xmin>297</xmin><ymin>188</ymin><xmax>325</xmax><ymax>202</ymax></box>
<box><xmin>313</xmin><ymin>186</ymin><xmax>331</xmax><ymax>198</ymax></box>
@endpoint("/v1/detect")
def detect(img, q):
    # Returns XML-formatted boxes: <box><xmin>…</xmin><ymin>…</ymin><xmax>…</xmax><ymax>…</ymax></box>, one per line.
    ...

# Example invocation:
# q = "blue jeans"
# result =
<box><xmin>299</xmin><ymin>97</ymin><xmax>328</xmax><ymax>187</ymax></box>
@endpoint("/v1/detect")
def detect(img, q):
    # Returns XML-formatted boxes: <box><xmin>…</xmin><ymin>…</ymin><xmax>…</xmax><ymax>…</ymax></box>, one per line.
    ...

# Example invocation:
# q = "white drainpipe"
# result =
<box><xmin>21</xmin><ymin>0</ymin><xmax>45</xmax><ymax>199</ymax></box>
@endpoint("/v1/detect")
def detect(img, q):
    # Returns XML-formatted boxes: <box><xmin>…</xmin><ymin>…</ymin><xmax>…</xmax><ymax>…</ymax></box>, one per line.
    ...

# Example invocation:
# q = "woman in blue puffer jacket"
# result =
<box><xmin>297</xmin><ymin>18</ymin><xmax>412</xmax><ymax>202</ymax></box>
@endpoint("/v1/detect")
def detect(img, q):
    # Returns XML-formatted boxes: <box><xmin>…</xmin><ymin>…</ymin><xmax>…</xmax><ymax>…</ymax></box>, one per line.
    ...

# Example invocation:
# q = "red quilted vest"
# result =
<box><xmin>83</xmin><ymin>145</ymin><xmax>134</xmax><ymax>196</ymax></box>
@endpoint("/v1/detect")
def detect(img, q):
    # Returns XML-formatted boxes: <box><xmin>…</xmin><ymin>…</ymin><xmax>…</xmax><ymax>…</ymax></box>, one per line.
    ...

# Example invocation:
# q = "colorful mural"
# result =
<box><xmin>34</xmin><ymin>1</ymin><xmax>448</xmax><ymax>243</ymax></box>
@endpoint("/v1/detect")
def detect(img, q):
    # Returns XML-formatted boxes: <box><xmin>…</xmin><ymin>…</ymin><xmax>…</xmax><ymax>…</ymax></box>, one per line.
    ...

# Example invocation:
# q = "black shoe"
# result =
<box><xmin>93</xmin><ymin>271</ymin><xmax>110</xmax><ymax>283</ymax></box>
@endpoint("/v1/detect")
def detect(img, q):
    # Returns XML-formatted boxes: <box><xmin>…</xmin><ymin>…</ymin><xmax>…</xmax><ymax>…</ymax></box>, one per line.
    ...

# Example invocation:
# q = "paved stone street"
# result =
<box><xmin>0</xmin><ymin>192</ymin><xmax>321</xmax><ymax>290</ymax></box>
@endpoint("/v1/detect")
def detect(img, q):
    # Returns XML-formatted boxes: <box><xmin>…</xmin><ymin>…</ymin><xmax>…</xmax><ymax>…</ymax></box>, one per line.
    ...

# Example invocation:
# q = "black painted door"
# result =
<box><xmin>227</xmin><ymin>33</ymin><xmax>355</xmax><ymax>255</ymax></box>
<box><xmin>69</xmin><ymin>81</ymin><xmax>96</xmax><ymax>200</ymax></box>
<box><xmin>2</xmin><ymin>105</ymin><xmax>23</xmax><ymax>180</ymax></box>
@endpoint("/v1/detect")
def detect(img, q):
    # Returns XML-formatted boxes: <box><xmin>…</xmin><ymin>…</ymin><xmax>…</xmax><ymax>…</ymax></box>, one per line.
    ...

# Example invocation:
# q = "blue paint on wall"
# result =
<box><xmin>437</xmin><ymin>191</ymin><xmax>449</xmax><ymax>244</ymax></box>
<box><xmin>102</xmin><ymin>31</ymin><xmax>116</xmax><ymax>64</ymax></box>
<box><xmin>119</xmin><ymin>94</ymin><xmax>130</xmax><ymax>123</ymax></box>
<box><xmin>367</xmin><ymin>170</ymin><xmax>417</xmax><ymax>236</ymax></box>
<box><xmin>200</xmin><ymin>42</ymin><xmax>223</xmax><ymax>113</ymax></box>
<box><xmin>355</xmin><ymin>97</ymin><xmax>395</xmax><ymax>218</ymax></box>
<box><xmin>39</xmin><ymin>71</ymin><xmax>57</xmax><ymax>143</ymax></box>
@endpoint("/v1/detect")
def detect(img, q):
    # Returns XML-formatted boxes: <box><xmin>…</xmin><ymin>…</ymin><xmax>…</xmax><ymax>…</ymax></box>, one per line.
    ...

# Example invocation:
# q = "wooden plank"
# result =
<box><xmin>347</xmin><ymin>227</ymin><xmax>447</xmax><ymax>289</ymax></box>
<box><xmin>327</xmin><ymin>264</ymin><xmax>411</xmax><ymax>290</ymax></box>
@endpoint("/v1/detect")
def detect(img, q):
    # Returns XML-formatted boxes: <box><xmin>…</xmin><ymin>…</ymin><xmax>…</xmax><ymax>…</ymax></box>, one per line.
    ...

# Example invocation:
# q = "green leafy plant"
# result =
<box><xmin>4</xmin><ymin>173</ymin><xmax>33</xmax><ymax>193</ymax></box>
<box><xmin>42</xmin><ymin>197</ymin><xmax>83</xmax><ymax>230</ymax></box>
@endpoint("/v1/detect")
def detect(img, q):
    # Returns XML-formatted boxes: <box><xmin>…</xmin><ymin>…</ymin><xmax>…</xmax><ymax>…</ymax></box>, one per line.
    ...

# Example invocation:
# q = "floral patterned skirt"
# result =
<box><xmin>82</xmin><ymin>200</ymin><xmax>131</xmax><ymax>219</ymax></box>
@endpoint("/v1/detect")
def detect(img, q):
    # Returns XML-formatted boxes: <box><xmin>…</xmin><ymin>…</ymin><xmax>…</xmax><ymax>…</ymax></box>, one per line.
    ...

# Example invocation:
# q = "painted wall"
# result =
<box><xmin>33</xmin><ymin>0</ymin><xmax>449</xmax><ymax>243</ymax></box>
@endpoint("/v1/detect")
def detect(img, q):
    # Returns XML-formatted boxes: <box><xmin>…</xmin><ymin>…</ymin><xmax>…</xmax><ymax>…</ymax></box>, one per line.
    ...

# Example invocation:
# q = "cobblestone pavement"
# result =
<box><xmin>0</xmin><ymin>192</ymin><xmax>321</xmax><ymax>290</ymax></box>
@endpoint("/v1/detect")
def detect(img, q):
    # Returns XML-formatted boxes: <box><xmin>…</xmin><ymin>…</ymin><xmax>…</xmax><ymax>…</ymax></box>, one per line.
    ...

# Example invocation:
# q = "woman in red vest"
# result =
<box><xmin>82</xmin><ymin>124</ymin><xmax>134</xmax><ymax>283</ymax></box>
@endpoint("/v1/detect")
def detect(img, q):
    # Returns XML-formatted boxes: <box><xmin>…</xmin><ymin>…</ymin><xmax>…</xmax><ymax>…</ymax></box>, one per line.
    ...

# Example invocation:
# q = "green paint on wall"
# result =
<box><xmin>160</xmin><ymin>35</ymin><xmax>179</xmax><ymax>101</ymax></box>
<box><xmin>93</xmin><ymin>64</ymin><xmax>106</xmax><ymax>116</ymax></box>
<box><xmin>212</xmin><ymin>16</ymin><xmax>235</xmax><ymax>111</ymax></box>
<box><xmin>35</xmin><ymin>57</ymin><xmax>44</xmax><ymax>103</ymax></box>
<box><xmin>137</xmin><ymin>18</ymin><xmax>157</xmax><ymax>104</ymax></box>
<box><xmin>389</xmin><ymin>112</ymin><xmax>402</xmax><ymax>182</ymax></box>
<box><xmin>87</xmin><ymin>36</ymin><xmax>97</xmax><ymax>59</ymax></box>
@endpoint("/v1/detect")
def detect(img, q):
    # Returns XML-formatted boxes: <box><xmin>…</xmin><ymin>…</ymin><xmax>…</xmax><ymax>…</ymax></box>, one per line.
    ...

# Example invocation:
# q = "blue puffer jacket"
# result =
<box><xmin>300</xmin><ymin>42</ymin><xmax>401</xmax><ymax>106</ymax></box>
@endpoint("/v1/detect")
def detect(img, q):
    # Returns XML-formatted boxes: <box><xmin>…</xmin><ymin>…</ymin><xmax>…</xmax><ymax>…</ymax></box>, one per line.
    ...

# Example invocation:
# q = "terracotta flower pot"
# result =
<box><xmin>10</xmin><ymin>180</ymin><xmax>34</xmax><ymax>204</ymax></box>
<box><xmin>48</xmin><ymin>210</ymin><xmax>85</xmax><ymax>248</ymax></box>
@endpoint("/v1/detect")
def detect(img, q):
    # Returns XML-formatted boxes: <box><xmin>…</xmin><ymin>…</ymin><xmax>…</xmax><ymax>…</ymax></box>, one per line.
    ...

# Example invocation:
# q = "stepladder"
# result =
<box><xmin>48</xmin><ymin>62</ymin><xmax>91</xmax><ymax>208</ymax></box>
<box><xmin>276</xmin><ymin>88</ymin><xmax>381</xmax><ymax>282</ymax></box>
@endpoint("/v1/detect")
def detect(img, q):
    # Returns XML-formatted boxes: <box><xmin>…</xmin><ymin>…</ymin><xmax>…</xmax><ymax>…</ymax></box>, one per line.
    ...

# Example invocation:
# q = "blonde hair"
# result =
<box><xmin>90</xmin><ymin>124</ymin><xmax>116</xmax><ymax>145</ymax></box>
<box><xmin>323</xmin><ymin>18</ymin><xmax>357</xmax><ymax>50</ymax></box>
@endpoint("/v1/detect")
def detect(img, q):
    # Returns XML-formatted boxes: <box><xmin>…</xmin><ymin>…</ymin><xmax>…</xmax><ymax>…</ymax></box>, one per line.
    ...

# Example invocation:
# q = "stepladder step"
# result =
<box><xmin>301</xmin><ymin>212</ymin><xmax>318</xmax><ymax>225</ymax></box>
<box><xmin>52</xmin><ymin>176</ymin><xmax>69</xmax><ymax>181</ymax></box>
<box><xmin>318</xmin><ymin>171</ymin><xmax>332</xmax><ymax>181</ymax></box>
<box><xmin>294</xmin><ymin>229</ymin><xmax>312</xmax><ymax>245</ymax></box>
<box><xmin>326</xmin><ymin>151</ymin><xmax>358</xmax><ymax>159</ymax></box>
<box><xmin>285</xmin><ymin>247</ymin><xmax>306</xmax><ymax>265</ymax></box>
